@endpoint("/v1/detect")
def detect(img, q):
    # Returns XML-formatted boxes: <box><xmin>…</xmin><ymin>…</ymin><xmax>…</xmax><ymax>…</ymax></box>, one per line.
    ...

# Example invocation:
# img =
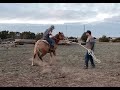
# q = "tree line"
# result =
<box><xmin>81</xmin><ymin>32</ymin><xmax>120</xmax><ymax>42</ymax></box>
<box><xmin>0</xmin><ymin>30</ymin><xmax>43</xmax><ymax>40</ymax></box>
<box><xmin>0</xmin><ymin>30</ymin><xmax>119</xmax><ymax>42</ymax></box>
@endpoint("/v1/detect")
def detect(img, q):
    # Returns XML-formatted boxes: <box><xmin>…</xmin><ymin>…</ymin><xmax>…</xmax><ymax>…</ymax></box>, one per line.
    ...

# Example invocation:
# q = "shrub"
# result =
<box><xmin>99</xmin><ymin>35</ymin><xmax>110</xmax><ymax>42</ymax></box>
<box><xmin>111</xmin><ymin>37</ymin><xmax>120</xmax><ymax>42</ymax></box>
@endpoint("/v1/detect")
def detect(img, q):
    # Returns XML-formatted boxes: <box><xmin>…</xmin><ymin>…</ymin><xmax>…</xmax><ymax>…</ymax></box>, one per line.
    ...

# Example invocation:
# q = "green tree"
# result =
<box><xmin>35</xmin><ymin>33</ymin><xmax>43</xmax><ymax>40</ymax></box>
<box><xmin>0</xmin><ymin>30</ymin><xmax>9</xmax><ymax>39</ymax></box>
<box><xmin>30</xmin><ymin>32</ymin><xmax>35</xmax><ymax>39</ymax></box>
<box><xmin>20</xmin><ymin>31</ymin><xmax>35</xmax><ymax>39</ymax></box>
<box><xmin>8</xmin><ymin>31</ymin><xmax>16</xmax><ymax>39</ymax></box>
<box><xmin>15</xmin><ymin>32</ymin><xmax>21</xmax><ymax>39</ymax></box>
<box><xmin>80</xmin><ymin>32</ymin><xmax>88</xmax><ymax>42</ymax></box>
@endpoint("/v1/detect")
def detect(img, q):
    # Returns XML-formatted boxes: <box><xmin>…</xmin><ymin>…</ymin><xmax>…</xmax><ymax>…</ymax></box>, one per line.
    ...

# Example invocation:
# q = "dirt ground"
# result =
<box><xmin>0</xmin><ymin>42</ymin><xmax>120</xmax><ymax>87</ymax></box>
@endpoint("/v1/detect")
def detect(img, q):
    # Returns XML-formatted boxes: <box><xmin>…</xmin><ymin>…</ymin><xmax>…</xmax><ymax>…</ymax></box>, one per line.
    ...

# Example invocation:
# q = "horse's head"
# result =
<box><xmin>52</xmin><ymin>32</ymin><xmax>65</xmax><ymax>44</ymax></box>
<box><xmin>57</xmin><ymin>32</ymin><xmax>65</xmax><ymax>40</ymax></box>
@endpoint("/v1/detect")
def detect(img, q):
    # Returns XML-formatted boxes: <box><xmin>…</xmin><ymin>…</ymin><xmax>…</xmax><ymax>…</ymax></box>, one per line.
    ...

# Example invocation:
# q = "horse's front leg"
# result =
<box><xmin>38</xmin><ymin>53</ymin><xmax>48</xmax><ymax>66</ymax></box>
<box><xmin>50</xmin><ymin>51</ymin><xmax>53</xmax><ymax>57</ymax></box>
<box><xmin>53</xmin><ymin>50</ymin><xmax>57</xmax><ymax>62</ymax></box>
<box><xmin>53</xmin><ymin>50</ymin><xmax>56</xmax><ymax>56</ymax></box>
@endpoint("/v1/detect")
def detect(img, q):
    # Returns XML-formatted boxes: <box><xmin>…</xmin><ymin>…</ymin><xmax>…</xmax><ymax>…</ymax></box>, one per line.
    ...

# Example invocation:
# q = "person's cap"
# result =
<box><xmin>86</xmin><ymin>30</ymin><xmax>91</xmax><ymax>34</ymax></box>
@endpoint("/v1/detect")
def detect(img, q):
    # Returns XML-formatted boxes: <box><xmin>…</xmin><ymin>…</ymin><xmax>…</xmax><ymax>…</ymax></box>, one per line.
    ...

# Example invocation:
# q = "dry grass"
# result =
<box><xmin>0</xmin><ymin>42</ymin><xmax>120</xmax><ymax>87</ymax></box>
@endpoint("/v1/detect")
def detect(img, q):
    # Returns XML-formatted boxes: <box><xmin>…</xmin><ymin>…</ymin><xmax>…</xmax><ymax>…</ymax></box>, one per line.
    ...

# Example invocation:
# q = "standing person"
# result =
<box><xmin>84</xmin><ymin>30</ymin><xmax>96</xmax><ymax>69</ymax></box>
<box><xmin>42</xmin><ymin>25</ymin><xmax>55</xmax><ymax>50</ymax></box>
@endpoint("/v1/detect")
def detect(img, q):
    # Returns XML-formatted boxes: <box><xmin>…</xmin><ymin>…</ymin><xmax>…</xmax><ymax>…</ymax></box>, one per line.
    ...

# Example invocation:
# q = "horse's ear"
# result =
<box><xmin>59</xmin><ymin>32</ymin><xmax>61</xmax><ymax>34</ymax></box>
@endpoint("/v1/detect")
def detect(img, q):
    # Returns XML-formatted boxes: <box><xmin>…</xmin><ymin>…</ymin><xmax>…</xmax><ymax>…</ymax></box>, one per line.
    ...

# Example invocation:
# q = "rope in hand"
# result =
<box><xmin>76</xmin><ymin>42</ymin><xmax>101</xmax><ymax>63</ymax></box>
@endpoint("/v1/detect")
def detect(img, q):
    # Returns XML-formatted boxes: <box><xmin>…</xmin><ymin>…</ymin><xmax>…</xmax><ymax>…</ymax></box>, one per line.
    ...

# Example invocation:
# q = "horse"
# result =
<box><xmin>32</xmin><ymin>32</ymin><xmax>65</xmax><ymax>66</ymax></box>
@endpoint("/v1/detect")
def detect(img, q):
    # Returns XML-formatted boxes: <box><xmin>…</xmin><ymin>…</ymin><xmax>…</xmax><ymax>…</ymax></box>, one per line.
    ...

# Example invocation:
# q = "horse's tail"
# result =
<box><xmin>33</xmin><ymin>40</ymin><xmax>39</xmax><ymax>59</ymax></box>
<box><xmin>33</xmin><ymin>40</ymin><xmax>43</xmax><ymax>59</ymax></box>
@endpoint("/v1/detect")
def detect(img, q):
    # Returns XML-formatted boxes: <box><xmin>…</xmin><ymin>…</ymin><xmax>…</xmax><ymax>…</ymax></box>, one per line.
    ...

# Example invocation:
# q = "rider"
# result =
<box><xmin>43</xmin><ymin>25</ymin><xmax>55</xmax><ymax>50</ymax></box>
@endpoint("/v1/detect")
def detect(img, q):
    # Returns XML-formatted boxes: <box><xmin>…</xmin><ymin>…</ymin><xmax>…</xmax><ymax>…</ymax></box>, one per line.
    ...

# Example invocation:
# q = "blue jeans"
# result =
<box><xmin>46</xmin><ymin>37</ymin><xmax>55</xmax><ymax>47</ymax></box>
<box><xmin>85</xmin><ymin>51</ymin><xmax>95</xmax><ymax>67</ymax></box>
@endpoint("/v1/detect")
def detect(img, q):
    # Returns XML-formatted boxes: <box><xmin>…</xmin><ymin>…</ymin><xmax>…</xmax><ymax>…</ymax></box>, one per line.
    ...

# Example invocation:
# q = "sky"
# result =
<box><xmin>0</xmin><ymin>3</ymin><xmax>120</xmax><ymax>37</ymax></box>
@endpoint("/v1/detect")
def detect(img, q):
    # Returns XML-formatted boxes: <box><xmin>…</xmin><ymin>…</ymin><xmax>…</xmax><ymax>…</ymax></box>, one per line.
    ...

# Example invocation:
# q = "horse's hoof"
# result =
<box><xmin>32</xmin><ymin>64</ymin><xmax>34</xmax><ymax>66</ymax></box>
<box><xmin>49</xmin><ymin>64</ymin><xmax>52</xmax><ymax>66</ymax></box>
<box><xmin>49</xmin><ymin>63</ymin><xmax>53</xmax><ymax>66</ymax></box>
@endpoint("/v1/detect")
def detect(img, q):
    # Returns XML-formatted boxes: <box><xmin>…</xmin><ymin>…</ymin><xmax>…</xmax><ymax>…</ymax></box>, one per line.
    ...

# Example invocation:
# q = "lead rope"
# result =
<box><xmin>77</xmin><ymin>42</ymin><xmax>101</xmax><ymax>63</ymax></box>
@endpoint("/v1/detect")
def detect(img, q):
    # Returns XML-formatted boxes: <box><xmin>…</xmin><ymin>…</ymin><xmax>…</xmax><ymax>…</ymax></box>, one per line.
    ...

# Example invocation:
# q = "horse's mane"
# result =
<box><xmin>51</xmin><ymin>33</ymin><xmax>60</xmax><ymax>44</ymax></box>
<box><xmin>52</xmin><ymin>34</ymin><xmax>58</xmax><ymax>40</ymax></box>
<box><xmin>54</xmin><ymin>34</ymin><xmax>59</xmax><ymax>39</ymax></box>
<box><xmin>52</xmin><ymin>33</ymin><xmax>60</xmax><ymax>39</ymax></box>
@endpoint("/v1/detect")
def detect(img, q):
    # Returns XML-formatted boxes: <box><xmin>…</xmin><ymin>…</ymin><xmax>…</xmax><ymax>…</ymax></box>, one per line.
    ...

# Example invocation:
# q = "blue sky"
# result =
<box><xmin>0</xmin><ymin>3</ymin><xmax>120</xmax><ymax>37</ymax></box>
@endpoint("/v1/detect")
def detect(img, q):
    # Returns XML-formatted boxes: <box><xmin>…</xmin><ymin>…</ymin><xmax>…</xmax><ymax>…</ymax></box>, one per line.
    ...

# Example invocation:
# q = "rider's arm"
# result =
<box><xmin>49</xmin><ymin>31</ymin><xmax>52</xmax><ymax>35</ymax></box>
<box><xmin>49</xmin><ymin>31</ymin><xmax>54</xmax><ymax>38</ymax></box>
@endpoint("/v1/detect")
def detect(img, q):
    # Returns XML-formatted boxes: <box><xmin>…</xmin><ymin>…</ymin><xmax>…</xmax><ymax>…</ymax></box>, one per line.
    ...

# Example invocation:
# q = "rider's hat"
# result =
<box><xmin>51</xmin><ymin>25</ymin><xmax>55</xmax><ymax>29</ymax></box>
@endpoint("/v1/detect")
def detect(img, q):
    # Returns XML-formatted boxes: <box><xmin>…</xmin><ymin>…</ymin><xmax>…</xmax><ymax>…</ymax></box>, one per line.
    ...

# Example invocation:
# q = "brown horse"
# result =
<box><xmin>32</xmin><ymin>32</ymin><xmax>65</xmax><ymax>66</ymax></box>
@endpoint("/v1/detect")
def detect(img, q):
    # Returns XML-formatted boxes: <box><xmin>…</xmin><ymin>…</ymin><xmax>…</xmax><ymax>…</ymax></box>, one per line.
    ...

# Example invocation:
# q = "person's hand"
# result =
<box><xmin>50</xmin><ymin>34</ymin><xmax>53</xmax><ymax>37</ymax></box>
<box><xmin>50</xmin><ymin>35</ymin><xmax>53</xmax><ymax>38</ymax></box>
<box><xmin>88</xmin><ymin>49</ymin><xmax>92</xmax><ymax>55</ymax></box>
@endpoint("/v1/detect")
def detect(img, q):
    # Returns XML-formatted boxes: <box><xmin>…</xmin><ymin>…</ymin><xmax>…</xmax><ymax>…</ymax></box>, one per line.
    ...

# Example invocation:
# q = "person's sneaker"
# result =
<box><xmin>83</xmin><ymin>66</ymin><xmax>88</xmax><ymax>69</ymax></box>
<box><xmin>91</xmin><ymin>65</ymin><xmax>95</xmax><ymax>68</ymax></box>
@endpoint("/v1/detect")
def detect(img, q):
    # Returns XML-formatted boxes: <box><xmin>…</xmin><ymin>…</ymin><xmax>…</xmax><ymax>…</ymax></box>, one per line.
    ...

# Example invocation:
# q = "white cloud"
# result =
<box><xmin>0</xmin><ymin>3</ymin><xmax>120</xmax><ymax>24</ymax></box>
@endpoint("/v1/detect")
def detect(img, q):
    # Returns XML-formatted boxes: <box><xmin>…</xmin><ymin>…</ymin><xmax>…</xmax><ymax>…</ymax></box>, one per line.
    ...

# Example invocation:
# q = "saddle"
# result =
<box><xmin>41</xmin><ymin>40</ymin><xmax>54</xmax><ymax>51</ymax></box>
<box><xmin>41</xmin><ymin>40</ymin><xmax>50</xmax><ymax>46</ymax></box>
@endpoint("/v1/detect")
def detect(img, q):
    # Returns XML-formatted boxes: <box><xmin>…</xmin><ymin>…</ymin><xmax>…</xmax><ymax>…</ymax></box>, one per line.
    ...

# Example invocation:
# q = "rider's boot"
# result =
<box><xmin>49</xmin><ymin>45</ymin><xmax>54</xmax><ymax>51</ymax></box>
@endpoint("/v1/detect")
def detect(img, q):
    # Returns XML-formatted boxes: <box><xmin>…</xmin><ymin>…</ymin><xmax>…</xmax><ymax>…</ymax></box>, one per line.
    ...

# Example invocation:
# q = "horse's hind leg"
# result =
<box><xmin>38</xmin><ymin>53</ymin><xmax>48</xmax><ymax>66</ymax></box>
<box><xmin>32</xmin><ymin>53</ymin><xmax>36</xmax><ymax>66</ymax></box>
<box><xmin>38</xmin><ymin>52</ymin><xmax>43</xmax><ymax>61</ymax></box>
